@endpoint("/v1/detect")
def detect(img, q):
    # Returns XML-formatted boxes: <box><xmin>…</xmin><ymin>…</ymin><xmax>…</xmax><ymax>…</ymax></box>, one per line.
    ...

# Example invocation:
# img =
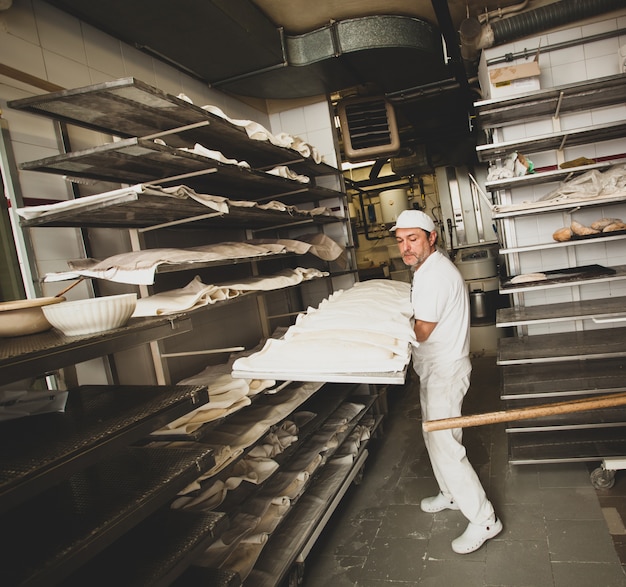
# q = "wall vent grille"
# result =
<box><xmin>338</xmin><ymin>97</ymin><xmax>400</xmax><ymax>161</ymax></box>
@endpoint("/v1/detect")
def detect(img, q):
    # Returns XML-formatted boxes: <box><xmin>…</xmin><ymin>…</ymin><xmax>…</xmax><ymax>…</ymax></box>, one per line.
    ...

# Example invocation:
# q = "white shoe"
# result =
<box><xmin>451</xmin><ymin>516</ymin><xmax>503</xmax><ymax>554</ymax></box>
<box><xmin>420</xmin><ymin>492</ymin><xmax>460</xmax><ymax>513</ymax></box>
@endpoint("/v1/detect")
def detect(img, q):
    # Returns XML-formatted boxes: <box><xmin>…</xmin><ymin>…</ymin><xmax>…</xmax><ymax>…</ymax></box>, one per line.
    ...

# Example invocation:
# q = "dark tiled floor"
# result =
<box><xmin>300</xmin><ymin>354</ymin><xmax>626</xmax><ymax>586</ymax></box>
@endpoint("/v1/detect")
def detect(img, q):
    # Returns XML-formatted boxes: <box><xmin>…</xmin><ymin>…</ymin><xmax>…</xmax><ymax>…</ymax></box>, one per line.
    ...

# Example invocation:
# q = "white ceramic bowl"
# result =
<box><xmin>42</xmin><ymin>293</ymin><xmax>137</xmax><ymax>336</ymax></box>
<box><xmin>0</xmin><ymin>296</ymin><xmax>66</xmax><ymax>337</ymax></box>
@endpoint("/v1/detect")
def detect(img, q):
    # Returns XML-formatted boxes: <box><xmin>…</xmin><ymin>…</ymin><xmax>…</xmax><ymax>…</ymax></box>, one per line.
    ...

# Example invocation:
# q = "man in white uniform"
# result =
<box><xmin>392</xmin><ymin>209</ymin><xmax>501</xmax><ymax>554</ymax></box>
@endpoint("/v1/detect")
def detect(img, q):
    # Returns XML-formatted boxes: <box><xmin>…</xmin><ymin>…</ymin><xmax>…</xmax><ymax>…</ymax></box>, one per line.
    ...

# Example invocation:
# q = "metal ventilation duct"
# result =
<box><xmin>217</xmin><ymin>15</ymin><xmax>447</xmax><ymax>98</ymax></box>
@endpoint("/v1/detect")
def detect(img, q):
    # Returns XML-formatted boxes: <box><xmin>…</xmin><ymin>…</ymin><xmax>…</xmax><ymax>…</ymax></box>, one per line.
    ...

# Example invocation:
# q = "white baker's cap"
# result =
<box><xmin>390</xmin><ymin>209</ymin><xmax>435</xmax><ymax>232</ymax></box>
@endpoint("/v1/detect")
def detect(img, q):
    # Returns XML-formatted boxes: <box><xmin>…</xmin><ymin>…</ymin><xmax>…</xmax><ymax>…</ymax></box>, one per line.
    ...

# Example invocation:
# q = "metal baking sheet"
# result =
<box><xmin>61</xmin><ymin>509</ymin><xmax>229</xmax><ymax>587</ymax></box>
<box><xmin>0</xmin><ymin>383</ymin><xmax>208</xmax><ymax>513</ymax></box>
<box><xmin>19</xmin><ymin>138</ymin><xmax>341</xmax><ymax>203</ymax></box>
<box><xmin>0</xmin><ymin>315</ymin><xmax>192</xmax><ymax>387</ymax></box>
<box><xmin>496</xmin><ymin>295</ymin><xmax>626</xmax><ymax>327</ymax></box>
<box><xmin>8</xmin><ymin>77</ymin><xmax>334</xmax><ymax>176</ymax></box>
<box><xmin>476</xmin><ymin>120</ymin><xmax>626</xmax><ymax>162</ymax></box>
<box><xmin>0</xmin><ymin>445</ymin><xmax>216</xmax><ymax>587</ymax></box>
<box><xmin>497</xmin><ymin>326</ymin><xmax>626</xmax><ymax>365</ymax></box>
<box><xmin>501</xmin><ymin>264</ymin><xmax>617</xmax><ymax>290</ymax></box>
<box><xmin>501</xmin><ymin>358</ymin><xmax>626</xmax><ymax>400</ymax></box>
<box><xmin>19</xmin><ymin>187</ymin><xmax>341</xmax><ymax>229</ymax></box>
<box><xmin>231</xmin><ymin>366</ymin><xmax>408</xmax><ymax>385</ymax></box>
<box><xmin>507</xmin><ymin>426</ymin><xmax>626</xmax><ymax>465</ymax></box>
<box><xmin>475</xmin><ymin>72</ymin><xmax>626</xmax><ymax>128</ymax></box>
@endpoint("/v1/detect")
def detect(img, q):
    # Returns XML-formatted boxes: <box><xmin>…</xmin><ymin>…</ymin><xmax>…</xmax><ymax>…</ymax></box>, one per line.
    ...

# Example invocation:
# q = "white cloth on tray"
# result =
<box><xmin>132</xmin><ymin>268</ymin><xmax>327</xmax><ymax>317</ymax></box>
<box><xmin>46</xmin><ymin>241</ymin><xmax>286</xmax><ymax>285</ymax></box>
<box><xmin>266</xmin><ymin>165</ymin><xmax>309</xmax><ymax>183</ymax></box>
<box><xmin>199</xmin><ymin>103</ymin><xmax>322</xmax><ymax>164</ymax></box>
<box><xmin>16</xmin><ymin>184</ymin><xmax>230</xmax><ymax>220</ymax></box>
<box><xmin>181</xmin><ymin>142</ymin><xmax>250</xmax><ymax>168</ymax></box>
<box><xmin>45</xmin><ymin>236</ymin><xmax>341</xmax><ymax>285</ymax></box>
<box><xmin>232</xmin><ymin>280</ymin><xmax>414</xmax><ymax>376</ymax></box>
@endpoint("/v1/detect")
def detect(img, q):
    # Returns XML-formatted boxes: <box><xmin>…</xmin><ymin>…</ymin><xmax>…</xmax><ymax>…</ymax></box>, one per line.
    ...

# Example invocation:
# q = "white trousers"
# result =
<box><xmin>415</xmin><ymin>357</ymin><xmax>494</xmax><ymax>525</ymax></box>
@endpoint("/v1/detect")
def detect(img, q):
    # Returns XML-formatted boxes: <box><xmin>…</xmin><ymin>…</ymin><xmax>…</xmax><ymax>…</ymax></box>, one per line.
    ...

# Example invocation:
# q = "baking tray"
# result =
<box><xmin>501</xmin><ymin>264</ymin><xmax>616</xmax><ymax>289</ymax></box>
<box><xmin>61</xmin><ymin>508</ymin><xmax>229</xmax><ymax>587</ymax></box>
<box><xmin>7</xmin><ymin>77</ymin><xmax>334</xmax><ymax>177</ymax></box>
<box><xmin>18</xmin><ymin>138</ymin><xmax>341</xmax><ymax>204</ymax></box>
<box><xmin>0</xmin><ymin>445</ymin><xmax>217</xmax><ymax>587</ymax></box>
<box><xmin>0</xmin><ymin>384</ymin><xmax>208</xmax><ymax>513</ymax></box>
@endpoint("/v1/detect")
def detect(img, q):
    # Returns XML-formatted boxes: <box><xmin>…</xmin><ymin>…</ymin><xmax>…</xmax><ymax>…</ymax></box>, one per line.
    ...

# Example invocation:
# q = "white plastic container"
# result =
<box><xmin>379</xmin><ymin>188</ymin><xmax>409</xmax><ymax>225</ymax></box>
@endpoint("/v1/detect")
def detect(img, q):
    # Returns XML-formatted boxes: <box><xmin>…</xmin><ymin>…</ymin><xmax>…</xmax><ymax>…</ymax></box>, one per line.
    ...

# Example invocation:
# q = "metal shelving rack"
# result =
<box><xmin>5</xmin><ymin>77</ymin><xmax>380</xmax><ymax>586</ymax></box>
<box><xmin>474</xmin><ymin>72</ymin><xmax>626</xmax><ymax>473</ymax></box>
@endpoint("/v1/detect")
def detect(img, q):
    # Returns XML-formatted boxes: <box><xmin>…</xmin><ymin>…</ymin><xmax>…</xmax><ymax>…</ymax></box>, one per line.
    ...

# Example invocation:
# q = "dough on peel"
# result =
<box><xmin>510</xmin><ymin>272</ymin><xmax>547</xmax><ymax>284</ymax></box>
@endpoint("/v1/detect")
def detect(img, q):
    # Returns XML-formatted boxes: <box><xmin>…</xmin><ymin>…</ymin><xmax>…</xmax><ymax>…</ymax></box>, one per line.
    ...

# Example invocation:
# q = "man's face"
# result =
<box><xmin>395</xmin><ymin>227</ymin><xmax>434</xmax><ymax>268</ymax></box>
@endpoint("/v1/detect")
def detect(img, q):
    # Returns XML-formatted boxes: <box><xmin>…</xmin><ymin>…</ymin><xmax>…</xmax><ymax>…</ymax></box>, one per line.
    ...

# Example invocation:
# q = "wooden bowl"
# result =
<box><xmin>0</xmin><ymin>296</ymin><xmax>66</xmax><ymax>337</ymax></box>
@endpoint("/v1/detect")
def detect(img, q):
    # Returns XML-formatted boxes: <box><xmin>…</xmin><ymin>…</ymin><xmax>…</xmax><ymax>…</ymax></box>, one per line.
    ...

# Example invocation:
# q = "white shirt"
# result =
<box><xmin>410</xmin><ymin>250</ymin><xmax>470</xmax><ymax>363</ymax></box>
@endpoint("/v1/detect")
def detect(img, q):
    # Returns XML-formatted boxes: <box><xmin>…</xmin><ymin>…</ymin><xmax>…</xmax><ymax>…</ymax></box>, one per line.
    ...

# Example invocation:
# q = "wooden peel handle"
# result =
<box><xmin>422</xmin><ymin>392</ymin><xmax>626</xmax><ymax>432</ymax></box>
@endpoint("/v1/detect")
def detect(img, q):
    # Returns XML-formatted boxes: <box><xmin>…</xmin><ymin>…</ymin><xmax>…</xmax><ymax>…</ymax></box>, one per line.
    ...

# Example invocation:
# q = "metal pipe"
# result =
<box><xmin>478</xmin><ymin>0</ymin><xmax>530</xmax><ymax>24</ymax></box>
<box><xmin>460</xmin><ymin>0</ymin><xmax>625</xmax><ymax>74</ymax></box>
<box><xmin>489</xmin><ymin>0</ymin><xmax>625</xmax><ymax>47</ymax></box>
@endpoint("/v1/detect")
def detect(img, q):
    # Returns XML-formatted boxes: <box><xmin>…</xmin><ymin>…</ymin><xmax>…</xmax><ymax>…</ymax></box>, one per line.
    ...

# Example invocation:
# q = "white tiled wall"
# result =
<box><xmin>483</xmin><ymin>12</ymin><xmax>626</xmax><ymax>91</ymax></box>
<box><xmin>268</xmin><ymin>100</ymin><xmax>338</xmax><ymax>169</ymax></box>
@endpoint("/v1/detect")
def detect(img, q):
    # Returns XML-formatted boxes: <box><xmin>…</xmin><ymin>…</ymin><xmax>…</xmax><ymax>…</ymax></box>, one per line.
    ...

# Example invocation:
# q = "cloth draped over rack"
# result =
<box><xmin>179</xmin><ymin>143</ymin><xmax>310</xmax><ymax>183</ymax></box>
<box><xmin>42</xmin><ymin>234</ymin><xmax>344</xmax><ymax>285</ymax></box>
<box><xmin>491</xmin><ymin>163</ymin><xmax>626</xmax><ymax>215</ymax></box>
<box><xmin>16</xmin><ymin>183</ymin><xmax>333</xmax><ymax>221</ymax></box>
<box><xmin>132</xmin><ymin>267</ymin><xmax>328</xmax><ymax>316</ymax></box>
<box><xmin>195</xmin><ymin>101</ymin><xmax>322</xmax><ymax>164</ymax></box>
<box><xmin>167</xmin><ymin>381</ymin><xmax>323</xmax><ymax>493</ymax></box>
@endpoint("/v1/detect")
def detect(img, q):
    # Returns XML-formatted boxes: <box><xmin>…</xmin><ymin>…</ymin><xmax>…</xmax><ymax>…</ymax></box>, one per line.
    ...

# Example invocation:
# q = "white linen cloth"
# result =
<box><xmin>151</xmin><ymin>355</ymin><xmax>276</xmax><ymax>436</ymax></box>
<box><xmin>45</xmin><ymin>242</ymin><xmax>285</xmax><ymax>285</ymax></box>
<box><xmin>171</xmin><ymin>455</ymin><xmax>279</xmax><ymax>511</ymax></box>
<box><xmin>177</xmin><ymin>381</ymin><xmax>323</xmax><ymax>491</ymax></box>
<box><xmin>198</xmin><ymin>102</ymin><xmax>322</xmax><ymax>163</ymax></box>
<box><xmin>232</xmin><ymin>280</ymin><xmax>415</xmax><ymax>376</ymax></box>
<box><xmin>248</xmin><ymin>420</ymin><xmax>299</xmax><ymax>458</ymax></box>
<box><xmin>249</xmin><ymin>233</ymin><xmax>345</xmax><ymax>262</ymax></box>
<box><xmin>45</xmin><ymin>236</ymin><xmax>341</xmax><ymax>285</ymax></box>
<box><xmin>492</xmin><ymin>163</ymin><xmax>626</xmax><ymax>214</ymax></box>
<box><xmin>181</xmin><ymin>142</ymin><xmax>251</xmax><ymax>168</ymax></box>
<box><xmin>266</xmin><ymin>165</ymin><xmax>309</xmax><ymax>183</ymax></box>
<box><xmin>132</xmin><ymin>268</ymin><xmax>327</xmax><ymax>316</ymax></box>
<box><xmin>193</xmin><ymin>512</ymin><xmax>260</xmax><ymax>568</ymax></box>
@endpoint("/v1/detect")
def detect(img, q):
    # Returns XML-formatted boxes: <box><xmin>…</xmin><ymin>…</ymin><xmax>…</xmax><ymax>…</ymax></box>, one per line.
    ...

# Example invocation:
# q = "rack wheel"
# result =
<box><xmin>353</xmin><ymin>463</ymin><xmax>365</xmax><ymax>486</ymax></box>
<box><xmin>590</xmin><ymin>466</ymin><xmax>615</xmax><ymax>489</ymax></box>
<box><xmin>287</xmin><ymin>561</ymin><xmax>304</xmax><ymax>587</ymax></box>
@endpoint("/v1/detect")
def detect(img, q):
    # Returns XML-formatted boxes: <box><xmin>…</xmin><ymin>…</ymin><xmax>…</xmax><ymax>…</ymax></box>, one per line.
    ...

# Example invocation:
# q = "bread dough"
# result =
<box><xmin>591</xmin><ymin>217</ymin><xmax>623</xmax><ymax>230</ymax></box>
<box><xmin>571</xmin><ymin>220</ymin><xmax>600</xmax><ymax>236</ymax></box>
<box><xmin>552</xmin><ymin>227</ymin><xmax>572</xmax><ymax>242</ymax></box>
<box><xmin>603</xmin><ymin>221</ymin><xmax>626</xmax><ymax>232</ymax></box>
<box><xmin>510</xmin><ymin>272</ymin><xmax>547</xmax><ymax>284</ymax></box>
